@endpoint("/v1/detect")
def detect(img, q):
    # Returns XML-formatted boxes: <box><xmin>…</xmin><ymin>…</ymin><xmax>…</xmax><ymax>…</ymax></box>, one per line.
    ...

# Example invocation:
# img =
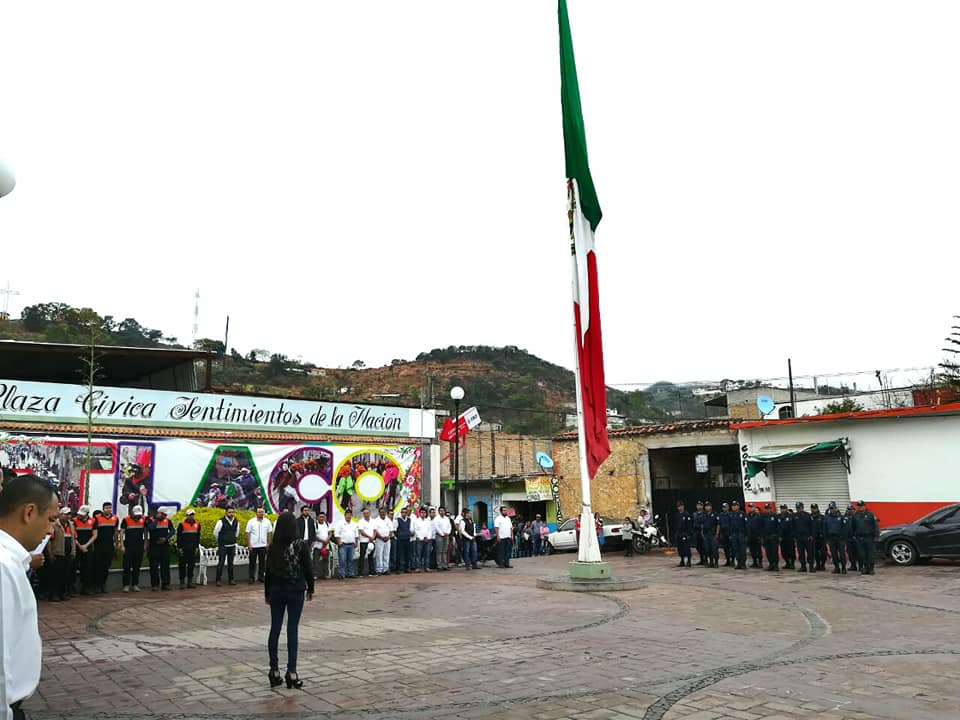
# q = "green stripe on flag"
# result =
<box><xmin>559</xmin><ymin>0</ymin><xmax>602</xmax><ymax>232</ymax></box>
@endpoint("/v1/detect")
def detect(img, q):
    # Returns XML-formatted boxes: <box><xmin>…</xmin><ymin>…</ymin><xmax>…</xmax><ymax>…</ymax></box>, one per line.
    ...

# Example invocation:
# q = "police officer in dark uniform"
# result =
<box><xmin>762</xmin><ymin>503</ymin><xmax>781</xmax><ymax>571</ymax></box>
<box><xmin>728</xmin><ymin>500</ymin><xmax>748</xmax><ymax>570</ymax></box>
<box><xmin>823</xmin><ymin>501</ymin><xmax>846</xmax><ymax>574</ymax></box>
<box><xmin>747</xmin><ymin>503</ymin><xmax>764</xmax><ymax>568</ymax></box>
<box><xmin>701</xmin><ymin>501</ymin><xmax>720</xmax><ymax>568</ymax></box>
<box><xmin>72</xmin><ymin>505</ymin><xmax>97</xmax><ymax>595</ymax></box>
<box><xmin>793</xmin><ymin>501</ymin><xmax>814</xmax><ymax>573</ymax></box>
<box><xmin>692</xmin><ymin>501</ymin><xmax>706</xmax><ymax>565</ymax></box>
<box><xmin>146</xmin><ymin>507</ymin><xmax>174</xmax><ymax>591</ymax></box>
<box><xmin>778</xmin><ymin>503</ymin><xmax>796</xmax><ymax>570</ymax></box>
<box><xmin>718</xmin><ymin>502</ymin><xmax>733</xmax><ymax>566</ymax></box>
<box><xmin>852</xmin><ymin>500</ymin><xmax>879</xmax><ymax>575</ymax></box>
<box><xmin>673</xmin><ymin>500</ymin><xmax>694</xmax><ymax>568</ymax></box>
<box><xmin>810</xmin><ymin>503</ymin><xmax>826</xmax><ymax>571</ymax></box>
<box><xmin>844</xmin><ymin>504</ymin><xmax>859</xmax><ymax>571</ymax></box>
<box><xmin>91</xmin><ymin>502</ymin><xmax>119</xmax><ymax>593</ymax></box>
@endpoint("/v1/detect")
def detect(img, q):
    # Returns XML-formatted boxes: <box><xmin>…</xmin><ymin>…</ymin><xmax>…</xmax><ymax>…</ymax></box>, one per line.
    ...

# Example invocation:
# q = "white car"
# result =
<box><xmin>546</xmin><ymin>516</ymin><xmax>625</xmax><ymax>553</ymax></box>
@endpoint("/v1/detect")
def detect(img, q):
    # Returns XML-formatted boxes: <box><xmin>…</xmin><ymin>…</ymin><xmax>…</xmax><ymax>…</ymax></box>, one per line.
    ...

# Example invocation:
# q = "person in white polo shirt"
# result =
<box><xmin>245</xmin><ymin>507</ymin><xmax>273</xmax><ymax>583</ymax></box>
<box><xmin>313</xmin><ymin>511</ymin><xmax>335</xmax><ymax>580</ymax></box>
<box><xmin>413</xmin><ymin>507</ymin><xmax>433</xmax><ymax>573</ymax></box>
<box><xmin>433</xmin><ymin>507</ymin><xmax>452</xmax><ymax>571</ymax></box>
<box><xmin>334</xmin><ymin>508</ymin><xmax>358</xmax><ymax>579</ymax></box>
<box><xmin>0</xmin><ymin>473</ymin><xmax>60</xmax><ymax>720</ymax></box>
<box><xmin>494</xmin><ymin>506</ymin><xmax>515</xmax><ymax>569</ymax></box>
<box><xmin>356</xmin><ymin>507</ymin><xmax>377</xmax><ymax>577</ymax></box>
<box><xmin>372</xmin><ymin>507</ymin><xmax>393</xmax><ymax>576</ymax></box>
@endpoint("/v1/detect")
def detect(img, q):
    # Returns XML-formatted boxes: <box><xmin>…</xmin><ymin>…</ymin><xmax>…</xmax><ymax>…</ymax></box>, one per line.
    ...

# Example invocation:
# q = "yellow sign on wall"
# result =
<box><xmin>525</xmin><ymin>476</ymin><xmax>552</xmax><ymax>501</ymax></box>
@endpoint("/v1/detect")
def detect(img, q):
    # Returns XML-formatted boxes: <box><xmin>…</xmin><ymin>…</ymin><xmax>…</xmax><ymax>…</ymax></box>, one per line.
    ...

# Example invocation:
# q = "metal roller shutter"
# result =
<box><xmin>771</xmin><ymin>453</ymin><xmax>850</xmax><ymax>510</ymax></box>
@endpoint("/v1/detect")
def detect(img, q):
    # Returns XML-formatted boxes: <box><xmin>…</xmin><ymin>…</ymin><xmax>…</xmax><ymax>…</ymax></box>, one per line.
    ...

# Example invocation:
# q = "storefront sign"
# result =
<box><xmin>695</xmin><ymin>454</ymin><xmax>709</xmax><ymax>473</ymax></box>
<box><xmin>0</xmin><ymin>379</ymin><xmax>432</xmax><ymax>438</ymax></box>
<box><xmin>525</xmin><ymin>475</ymin><xmax>552</xmax><ymax>501</ymax></box>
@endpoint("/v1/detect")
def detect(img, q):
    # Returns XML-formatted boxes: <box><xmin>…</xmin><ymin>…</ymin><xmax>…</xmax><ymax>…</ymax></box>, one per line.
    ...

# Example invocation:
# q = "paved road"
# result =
<box><xmin>27</xmin><ymin>552</ymin><xmax>960</xmax><ymax>720</ymax></box>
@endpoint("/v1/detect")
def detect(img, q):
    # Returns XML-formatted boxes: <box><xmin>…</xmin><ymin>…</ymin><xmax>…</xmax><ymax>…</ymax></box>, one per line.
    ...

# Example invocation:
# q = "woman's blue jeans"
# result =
<box><xmin>268</xmin><ymin>590</ymin><xmax>306</xmax><ymax>673</ymax></box>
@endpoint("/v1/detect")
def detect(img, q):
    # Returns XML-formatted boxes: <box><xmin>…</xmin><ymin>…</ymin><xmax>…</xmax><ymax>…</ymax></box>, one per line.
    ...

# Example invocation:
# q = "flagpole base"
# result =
<box><xmin>569</xmin><ymin>560</ymin><xmax>611</xmax><ymax>580</ymax></box>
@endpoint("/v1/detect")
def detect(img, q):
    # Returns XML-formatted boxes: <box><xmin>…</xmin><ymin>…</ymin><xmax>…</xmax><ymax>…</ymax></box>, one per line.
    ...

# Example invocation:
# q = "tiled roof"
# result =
<box><xmin>733</xmin><ymin>401</ymin><xmax>960</xmax><ymax>430</ymax></box>
<box><xmin>554</xmin><ymin>418</ymin><xmax>734</xmax><ymax>441</ymax></box>
<box><xmin>0</xmin><ymin>420</ymin><xmax>425</xmax><ymax>445</ymax></box>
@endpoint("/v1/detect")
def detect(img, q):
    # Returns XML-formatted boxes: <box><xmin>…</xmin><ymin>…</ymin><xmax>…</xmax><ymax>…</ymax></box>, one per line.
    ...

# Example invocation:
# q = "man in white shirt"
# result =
<box><xmin>356</xmin><ymin>507</ymin><xmax>377</xmax><ymax>577</ymax></box>
<box><xmin>313</xmin><ymin>511</ymin><xmax>335</xmax><ymax>580</ymax></box>
<box><xmin>433</xmin><ymin>507</ymin><xmax>452</xmax><ymax>571</ymax></box>
<box><xmin>372</xmin><ymin>507</ymin><xmax>393</xmax><ymax>576</ymax></box>
<box><xmin>245</xmin><ymin>507</ymin><xmax>273</xmax><ymax>583</ymax></box>
<box><xmin>494</xmin><ymin>506</ymin><xmax>515</xmax><ymax>569</ymax></box>
<box><xmin>412</xmin><ymin>507</ymin><xmax>433</xmax><ymax>573</ymax></box>
<box><xmin>334</xmin><ymin>508</ymin><xmax>358</xmax><ymax>579</ymax></box>
<box><xmin>0</xmin><ymin>473</ymin><xmax>60</xmax><ymax>720</ymax></box>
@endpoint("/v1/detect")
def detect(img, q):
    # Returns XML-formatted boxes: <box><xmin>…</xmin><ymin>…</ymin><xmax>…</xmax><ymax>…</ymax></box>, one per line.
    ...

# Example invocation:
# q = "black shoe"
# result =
<box><xmin>841</xmin><ymin>567</ymin><xmax>847</xmax><ymax>574</ymax></box>
<box><xmin>285</xmin><ymin>672</ymin><xmax>303</xmax><ymax>689</ymax></box>
<box><xmin>249</xmin><ymin>578</ymin><xmax>255</xmax><ymax>584</ymax></box>
<box><xmin>268</xmin><ymin>670</ymin><xmax>283</xmax><ymax>688</ymax></box>
<box><xmin>867</xmin><ymin>569</ymin><xmax>875</xmax><ymax>575</ymax></box>
<box><xmin>832</xmin><ymin>567</ymin><xmax>841</xmax><ymax>574</ymax></box>
<box><xmin>216</xmin><ymin>581</ymin><xmax>221</xmax><ymax>587</ymax></box>
<box><xmin>677</xmin><ymin>561</ymin><xmax>686</xmax><ymax>567</ymax></box>
<box><xmin>798</xmin><ymin>566</ymin><xmax>807</xmax><ymax>572</ymax></box>
<box><xmin>229</xmin><ymin>580</ymin><xmax>237</xmax><ymax>585</ymax></box>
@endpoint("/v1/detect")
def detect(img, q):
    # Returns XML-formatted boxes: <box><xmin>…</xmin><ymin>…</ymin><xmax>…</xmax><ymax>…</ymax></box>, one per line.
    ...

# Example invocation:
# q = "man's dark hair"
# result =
<box><xmin>0</xmin><ymin>474</ymin><xmax>58</xmax><ymax>517</ymax></box>
<box><xmin>102</xmin><ymin>501</ymin><xmax>112</xmax><ymax>508</ymax></box>
<box><xmin>2</xmin><ymin>467</ymin><xmax>17</xmax><ymax>485</ymax></box>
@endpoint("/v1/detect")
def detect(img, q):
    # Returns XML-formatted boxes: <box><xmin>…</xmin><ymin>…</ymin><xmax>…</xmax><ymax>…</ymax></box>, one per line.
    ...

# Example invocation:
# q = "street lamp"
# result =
<box><xmin>450</xmin><ymin>386</ymin><xmax>464</xmax><ymax>510</ymax></box>
<box><xmin>0</xmin><ymin>159</ymin><xmax>15</xmax><ymax>199</ymax></box>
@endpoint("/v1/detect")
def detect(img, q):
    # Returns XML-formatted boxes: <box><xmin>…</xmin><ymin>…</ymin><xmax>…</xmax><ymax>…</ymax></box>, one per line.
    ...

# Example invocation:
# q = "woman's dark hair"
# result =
<box><xmin>266</xmin><ymin>511</ymin><xmax>298</xmax><ymax>574</ymax></box>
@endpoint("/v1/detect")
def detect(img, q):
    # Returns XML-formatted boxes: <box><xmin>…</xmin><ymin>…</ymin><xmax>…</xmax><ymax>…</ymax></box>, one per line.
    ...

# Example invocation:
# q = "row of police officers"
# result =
<box><xmin>672</xmin><ymin>498</ymin><xmax>880</xmax><ymax>575</ymax></box>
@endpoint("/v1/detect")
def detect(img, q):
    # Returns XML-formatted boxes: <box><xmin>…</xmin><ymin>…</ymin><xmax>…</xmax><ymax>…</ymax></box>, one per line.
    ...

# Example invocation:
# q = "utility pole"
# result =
<box><xmin>788</xmin><ymin>358</ymin><xmax>797</xmax><ymax>417</ymax></box>
<box><xmin>192</xmin><ymin>289</ymin><xmax>200</xmax><ymax>347</ymax></box>
<box><xmin>223</xmin><ymin>315</ymin><xmax>230</xmax><ymax>364</ymax></box>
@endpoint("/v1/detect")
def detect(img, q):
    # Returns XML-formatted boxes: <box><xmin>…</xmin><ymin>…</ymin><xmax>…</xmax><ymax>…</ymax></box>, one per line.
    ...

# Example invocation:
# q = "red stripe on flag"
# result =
<box><xmin>574</xmin><ymin>249</ymin><xmax>610</xmax><ymax>479</ymax></box>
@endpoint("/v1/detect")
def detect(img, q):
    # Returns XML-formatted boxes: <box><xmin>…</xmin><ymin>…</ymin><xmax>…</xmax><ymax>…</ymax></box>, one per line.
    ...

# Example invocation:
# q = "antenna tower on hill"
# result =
<box><xmin>192</xmin><ymin>289</ymin><xmax>200</xmax><ymax>346</ymax></box>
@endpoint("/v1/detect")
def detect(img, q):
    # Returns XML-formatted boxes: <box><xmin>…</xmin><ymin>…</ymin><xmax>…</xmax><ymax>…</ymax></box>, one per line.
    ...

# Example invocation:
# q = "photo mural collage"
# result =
<box><xmin>0</xmin><ymin>434</ymin><xmax>424</xmax><ymax>522</ymax></box>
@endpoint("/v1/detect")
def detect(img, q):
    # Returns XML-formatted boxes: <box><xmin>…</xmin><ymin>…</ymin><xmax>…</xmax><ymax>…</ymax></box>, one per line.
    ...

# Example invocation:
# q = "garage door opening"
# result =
<box><xmin>649</xmin><ymin>444</ymin><xmax>743</xmax><ymax>540</ymax></box>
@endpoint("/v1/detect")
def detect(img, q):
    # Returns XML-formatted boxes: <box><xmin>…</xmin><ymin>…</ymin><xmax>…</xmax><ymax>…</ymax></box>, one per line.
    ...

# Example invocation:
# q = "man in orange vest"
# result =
<box><xmin>145</xmin><ymin>507</ymin><xmax>173</xmax><ymax>591</ymax></box>
<box><xmin>91</xmin><ymin>502</ymin><xmax>119</xmax><ymax>593</ymax></box>
<box><xmin>72</xmin><ymin>506</ymin><xmax>97</xmax><ymax>595</ymax></box>
<box><xmin>176</xmin><ymin>509</ymin><xmax>201</xmax><ymax>590</ymax></box>
<box><xmin>120</xmin><ymin>506</ymin><xmax>147</xmax><ymax>592</ymax></box>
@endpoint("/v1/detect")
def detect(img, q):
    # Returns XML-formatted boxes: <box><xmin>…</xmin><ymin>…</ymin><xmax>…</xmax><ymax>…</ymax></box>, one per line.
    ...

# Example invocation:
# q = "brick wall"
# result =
<box><xmin>552</xmin><ymin>437</ymin><xmax>643</xmax><ymax>520</ymax></box>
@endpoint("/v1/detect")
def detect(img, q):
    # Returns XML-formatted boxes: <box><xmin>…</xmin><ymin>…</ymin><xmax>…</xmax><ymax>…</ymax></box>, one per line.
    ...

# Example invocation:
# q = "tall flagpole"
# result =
<box><xmin>569</xmin><ymin>181</ymin><xmax>602</xmax><ymax>564</ymax></box>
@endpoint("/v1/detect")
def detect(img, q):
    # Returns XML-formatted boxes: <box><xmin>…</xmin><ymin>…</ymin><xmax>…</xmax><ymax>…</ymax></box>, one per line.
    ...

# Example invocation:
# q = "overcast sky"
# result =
<box><xmin>1</xmin><ymin>1</ymin><xmax>957</xmax><ymax>390</ymax></box>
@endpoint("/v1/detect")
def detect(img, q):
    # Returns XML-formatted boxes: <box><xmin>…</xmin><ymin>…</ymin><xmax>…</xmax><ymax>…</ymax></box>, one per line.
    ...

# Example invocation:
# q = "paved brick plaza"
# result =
<box><xmin>27</xmin><ymin>553</ymin><xmax>960</xmax><ymax>720</ymax></box>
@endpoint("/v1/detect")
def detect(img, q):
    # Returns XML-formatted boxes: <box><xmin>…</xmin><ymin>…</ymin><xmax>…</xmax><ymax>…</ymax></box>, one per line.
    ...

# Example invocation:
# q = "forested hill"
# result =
<box><xmin>0</xmin><ymin>303</ymin><xmax>699</xmax><ymax>434</ymax></box>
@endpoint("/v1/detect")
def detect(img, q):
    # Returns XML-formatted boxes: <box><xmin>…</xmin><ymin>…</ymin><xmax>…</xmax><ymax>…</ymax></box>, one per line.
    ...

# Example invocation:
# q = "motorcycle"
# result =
<box><xmin>632</xmin><ymin>515</ymin><xmax>669</xmax><ymax>554</ymax></box>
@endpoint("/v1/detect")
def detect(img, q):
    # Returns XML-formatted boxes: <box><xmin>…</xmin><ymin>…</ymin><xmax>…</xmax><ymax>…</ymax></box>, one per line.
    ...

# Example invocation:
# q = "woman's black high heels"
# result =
<box><xmin>285</xmin><ymin>672</ymin><xmax>303</xmax><ymax>689</ymax></box>
<box><xmin>268</xmin><ymin>670</ymin><xmax>283</xmax><ymax>688</ymax></box>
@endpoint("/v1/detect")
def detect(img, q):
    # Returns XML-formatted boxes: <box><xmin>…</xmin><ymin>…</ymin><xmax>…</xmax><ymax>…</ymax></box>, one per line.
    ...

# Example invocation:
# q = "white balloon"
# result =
<box><xmin>0</xmin><ymin>160</ymin><xmax>15</xmax><ymax>198</ymax></box>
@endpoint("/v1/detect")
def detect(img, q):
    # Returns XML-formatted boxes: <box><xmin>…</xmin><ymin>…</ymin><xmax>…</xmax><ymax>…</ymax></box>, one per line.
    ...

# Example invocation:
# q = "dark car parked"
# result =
<box><xmin>878</xmin><ymin>504</ymin><xmax>960</xmax><ymax>566</ymax></box>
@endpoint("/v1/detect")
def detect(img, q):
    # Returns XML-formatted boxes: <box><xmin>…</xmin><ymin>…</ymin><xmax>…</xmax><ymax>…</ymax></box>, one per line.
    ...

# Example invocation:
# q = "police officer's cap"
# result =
<box><xmin>721</xmin><ymin>502</ymin><xmax>729</xmax><ymax>507</ymax></box>
<box><xmin>704</xmin><ymin>500</ymin><xmax>713</xmax><ymax>506</ymax></box>
<box><xmin>779</xmin><ymin>503</ymin><xmax>788</xmax><ymax>509</ymax></box>
<box><xmin>828</xmin><ymin>501</ymin><xmax>837</xmax><ymax>509</ymax></box>
<box><xmin>763</xmin><ymin>503</ymin><xmax>772</xmax><ymax>509</ymax></box>
<box><xmin>847</xmin><ymin>503</ymin><xmax>855</xmax><ymax>510</ymax></box>
<box><xmin>695</xmin><ymin>500</ymin><xmax>703</xmax><ymax>506</ymax></box>
<box><xmin>731</xmin><ymin>500</ymin><xmax>740</xmax><ymax>506</ymax></box>
<box><xmin>856</xmin><ymin>500</ymin><xmax>866</xmax><ymax>506</ymax></box>
<box><xmin>676</xmin><ymin>500</ymin><xmax>685</xmax><ymax>507</ymax></box>
<box><xmin>795</xmin><ymin>501</ymin><xmax>804</xmax><ymax>509</ymax></box>
<box><xmin>810</xmin><ymin>503</ymin><xmax>819</xmax><ymax>509</ymax></box>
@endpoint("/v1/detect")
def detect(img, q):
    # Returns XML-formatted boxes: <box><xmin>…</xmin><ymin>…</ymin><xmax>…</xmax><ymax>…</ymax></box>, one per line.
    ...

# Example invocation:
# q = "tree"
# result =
<box><xmin>940</xmin><ymin>315</ymin><xmax>960</xmax><ymax>388</ymax></box>
<box><xmin>267</xmin><ymin>353</ymin><xmax>290</xmax><ymax>377</ymax></box>
<box><xmin>76</xmin><ymin>313</ymin><xmax>104</xmax><ymax>505</ymax></box>
<box><xmin>819</xmin><ymin>398</ymin><xmax>865</xmax><ymax>415</ymax></box>
<box><xmin>351</xmin><ymin>359</ymin><xmax>366</xmax><ymax>369</ymax></box>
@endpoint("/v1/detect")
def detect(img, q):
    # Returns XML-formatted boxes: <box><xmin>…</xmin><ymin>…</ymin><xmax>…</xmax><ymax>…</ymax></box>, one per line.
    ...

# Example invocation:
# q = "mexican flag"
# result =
<box><xmin>560</xmin><ymin>0</ymin><xmax>610</xmax><ymax>480</ymax></box>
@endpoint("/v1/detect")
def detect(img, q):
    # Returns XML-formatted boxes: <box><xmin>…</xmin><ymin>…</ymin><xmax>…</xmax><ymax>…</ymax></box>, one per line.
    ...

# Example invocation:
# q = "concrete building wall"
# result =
<box><xmin>738</xmin><ymin>413</ymin><xmax>960</xmax><ymax>525</ymax></box>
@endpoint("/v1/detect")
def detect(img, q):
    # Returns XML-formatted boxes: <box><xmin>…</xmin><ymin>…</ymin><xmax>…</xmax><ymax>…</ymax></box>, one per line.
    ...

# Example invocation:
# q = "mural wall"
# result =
<box><xmin>0</xmin><ymin>433</ymin><xmax>424</xmax><ymax>524</ymax></box>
